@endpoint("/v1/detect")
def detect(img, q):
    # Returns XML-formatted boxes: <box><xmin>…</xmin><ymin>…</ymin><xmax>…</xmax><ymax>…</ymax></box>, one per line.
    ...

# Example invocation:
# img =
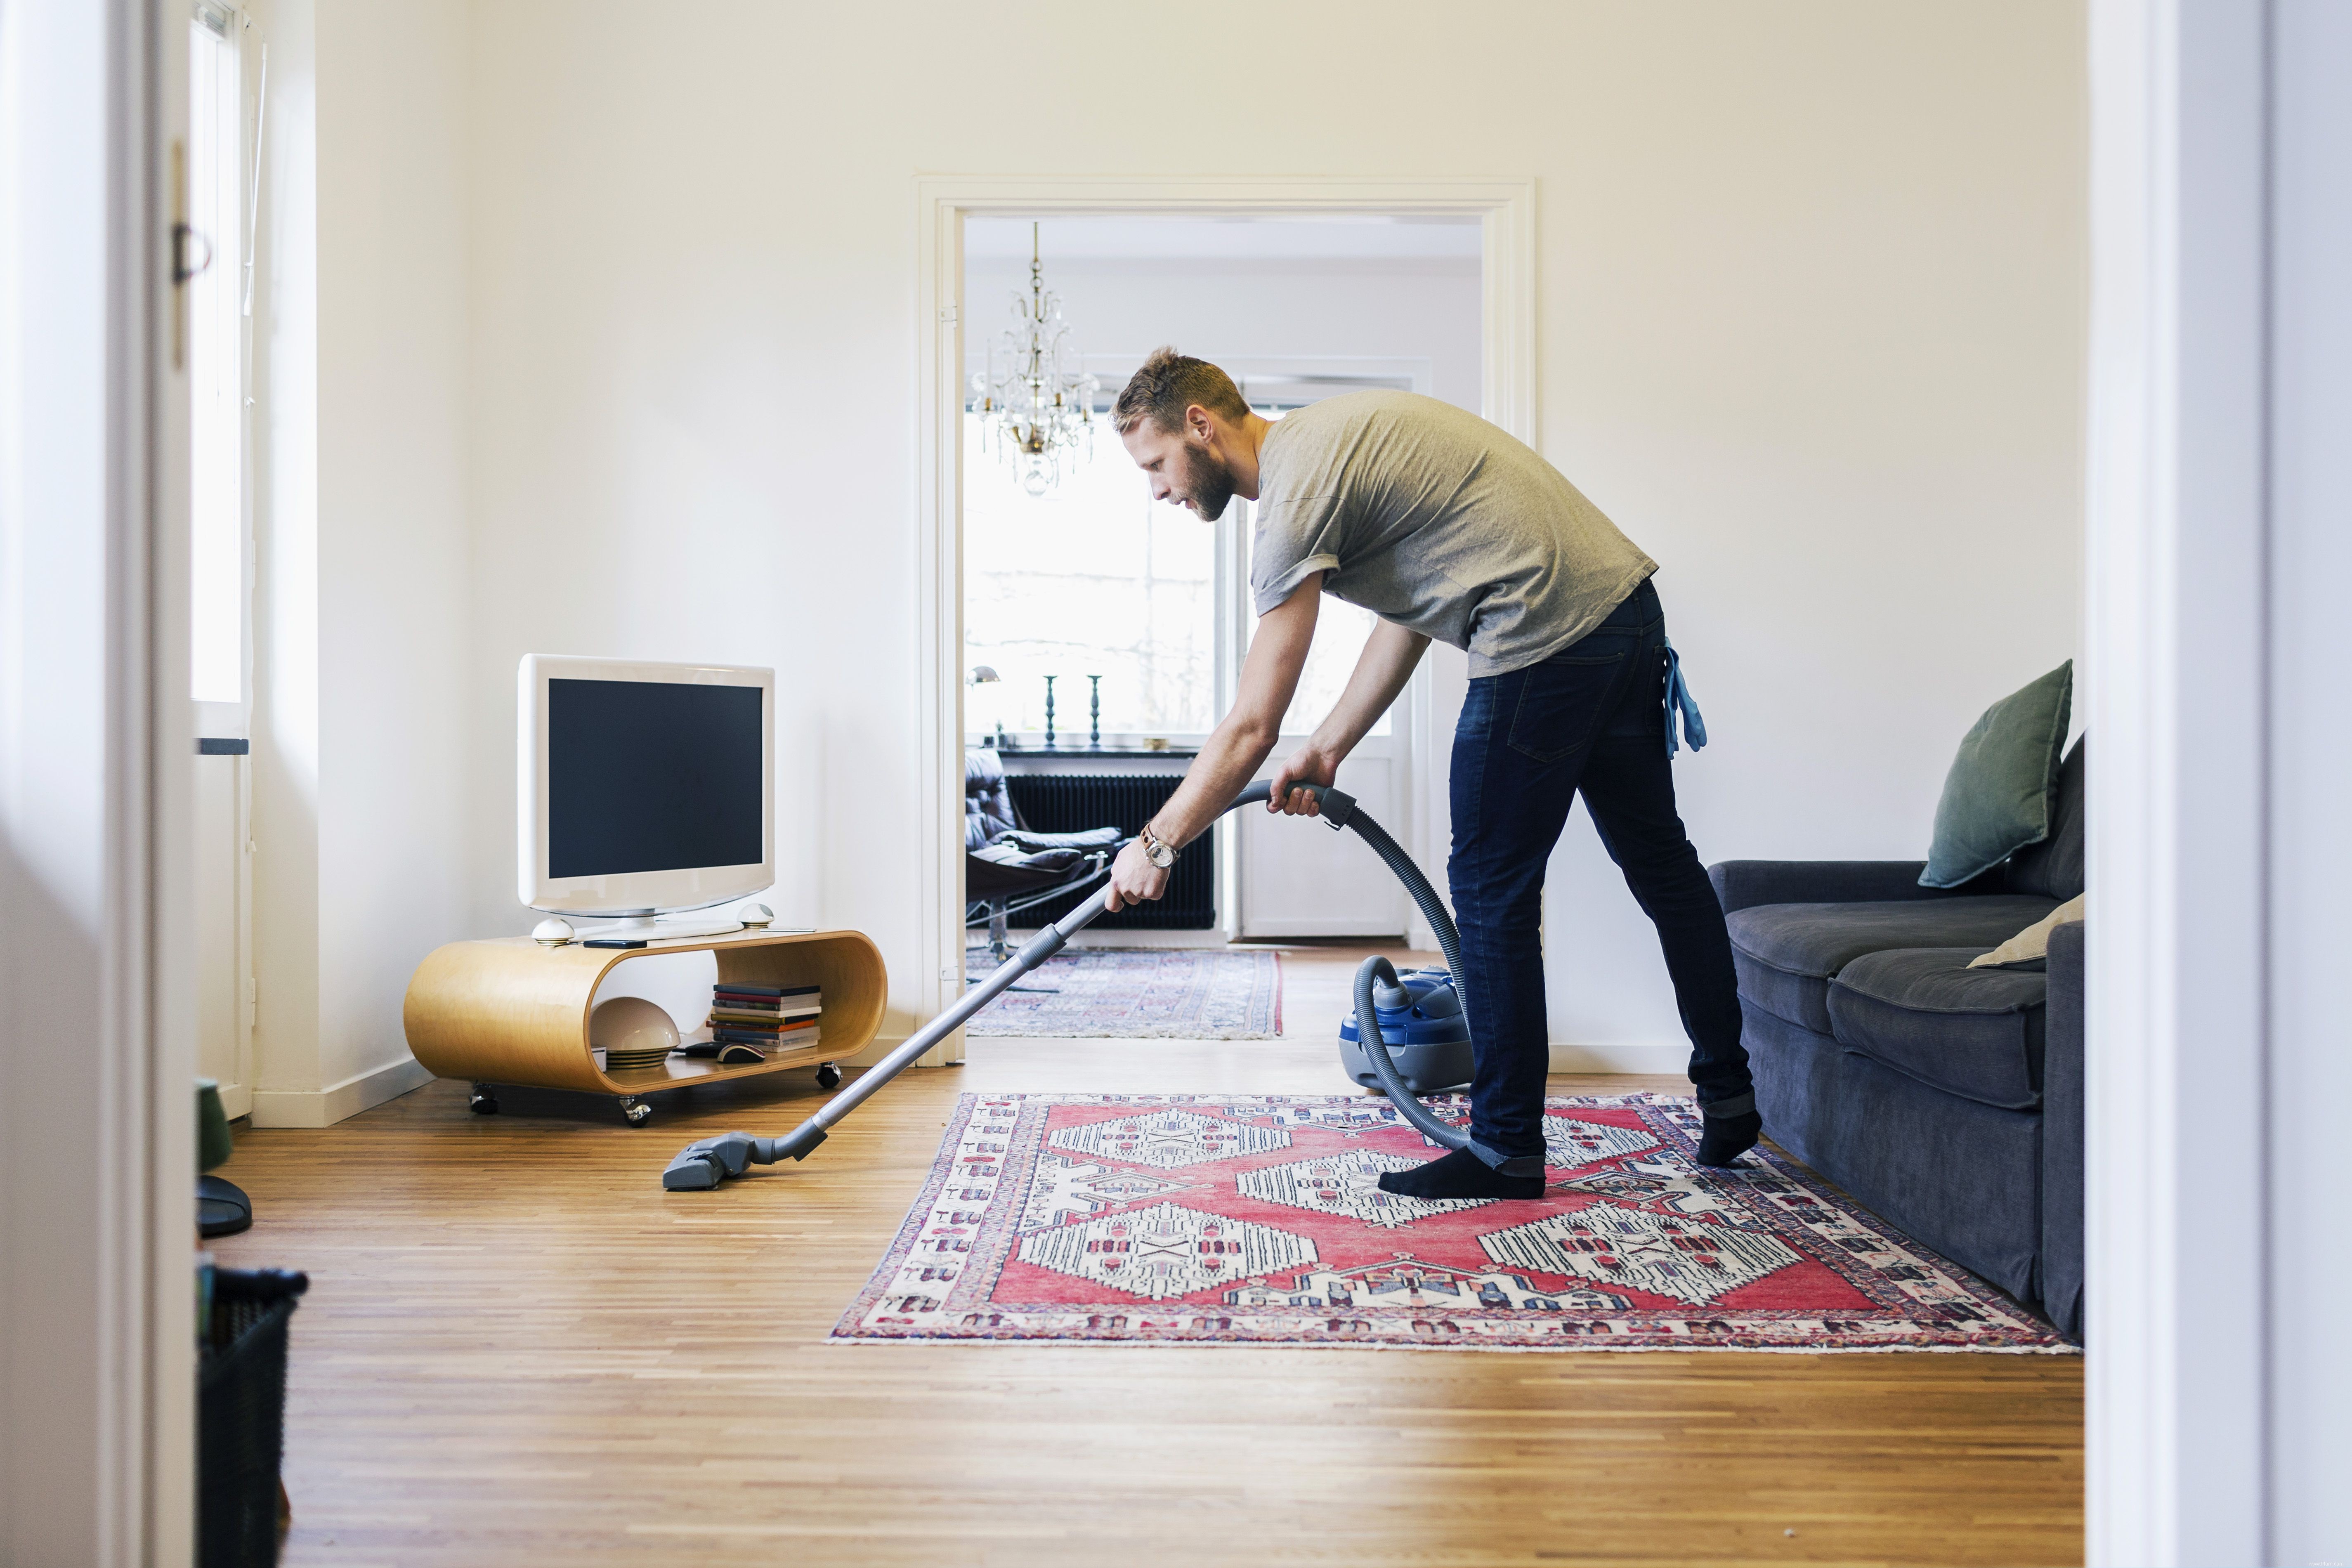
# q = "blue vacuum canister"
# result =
<box><xmin>1339</xmin><ymin>966</ymin><xmax>1475</xmax><ymax>1095</ymax></box>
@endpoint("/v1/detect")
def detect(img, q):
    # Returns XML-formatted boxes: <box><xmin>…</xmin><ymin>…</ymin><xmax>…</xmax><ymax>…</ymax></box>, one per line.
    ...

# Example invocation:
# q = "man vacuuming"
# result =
<box><xmin>1104</xmin><ymin>348</ymin><xmax>1759</xmax><ymax>1199</ymax></box>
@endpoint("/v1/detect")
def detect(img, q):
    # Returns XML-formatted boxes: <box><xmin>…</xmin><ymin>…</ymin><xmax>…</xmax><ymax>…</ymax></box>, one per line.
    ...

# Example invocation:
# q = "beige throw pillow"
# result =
<box><xmin>1968</xmin><ymin>894</ymin><xmax>2086</xmax><ymax>970</ymax></box>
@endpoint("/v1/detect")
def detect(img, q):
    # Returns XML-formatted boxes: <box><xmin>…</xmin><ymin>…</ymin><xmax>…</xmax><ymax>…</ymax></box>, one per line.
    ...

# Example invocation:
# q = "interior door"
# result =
<box><xmin>1221</xmin><ymin>392</ymin><xmax>1433</xmax><ymax>941</ymax></box>
<box><xmin>1239</xmin><ymin>729</ymin><xmax>1411</xmax><ymax>937</ymax></box>
<box><xmin>1237</xmin><ymin>561</ymin><xmax>1415</xmax><ymax>940</ymax></box>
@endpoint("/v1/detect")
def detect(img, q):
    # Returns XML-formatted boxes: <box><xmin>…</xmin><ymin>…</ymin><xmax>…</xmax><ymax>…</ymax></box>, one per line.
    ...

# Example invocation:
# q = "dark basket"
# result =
<box><xmin>198</xmin><ymin>1267</ymin><xmax>308</xmax><ymax>1568</ymax></box>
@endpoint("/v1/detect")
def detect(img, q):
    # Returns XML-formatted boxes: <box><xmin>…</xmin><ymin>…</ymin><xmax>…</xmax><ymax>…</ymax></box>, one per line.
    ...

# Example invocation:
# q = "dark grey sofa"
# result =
<box><xmin>1709</xmin><ymin>741</ymin><xmax>2084</xmax><ymax>1340</ymax></box>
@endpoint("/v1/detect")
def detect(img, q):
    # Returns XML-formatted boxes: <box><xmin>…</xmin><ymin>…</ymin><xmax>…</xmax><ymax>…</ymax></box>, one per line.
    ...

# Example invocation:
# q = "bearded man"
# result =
<box><xmin>1102</xmin><ymin>347</ymin><xmax>1757</xmax><ymax>1198</ymax></box>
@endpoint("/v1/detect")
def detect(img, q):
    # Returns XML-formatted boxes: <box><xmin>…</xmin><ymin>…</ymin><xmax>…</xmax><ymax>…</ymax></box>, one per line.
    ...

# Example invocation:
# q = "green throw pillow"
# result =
<box><xmin>1920</xmin><ymin>661</ymin><xmax>2074</xmax><ymax>888</ymax></box>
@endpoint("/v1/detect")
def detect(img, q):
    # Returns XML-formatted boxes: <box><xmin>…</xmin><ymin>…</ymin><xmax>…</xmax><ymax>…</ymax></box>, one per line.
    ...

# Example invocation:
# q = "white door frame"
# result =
<box><xmin>913</xmin><ymin>175</ymin><xmax>1535</xmax><ymax>1057</ymax></box>
<box><xmin>1</xmin><ymin>0</ymin><xmax>196</xmax><ymax>1559</ymax></box>
<box><xmin>2085</xmin><ymin>0</ymin><xmax>2351</xmax><ymax>1561</ymax></box>
<box><xmin>2085</xmin><ymin>0</ymin><xmax>2263</xmax><ymax>1559</ymax></box>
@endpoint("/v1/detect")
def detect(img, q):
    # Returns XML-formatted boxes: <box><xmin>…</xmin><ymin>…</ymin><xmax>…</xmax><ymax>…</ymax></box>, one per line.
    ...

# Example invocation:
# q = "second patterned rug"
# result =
<box><xmin>960</xmin><ymin>946</ymin><xmax>1282</xmax><ymax>1039</ymax></box>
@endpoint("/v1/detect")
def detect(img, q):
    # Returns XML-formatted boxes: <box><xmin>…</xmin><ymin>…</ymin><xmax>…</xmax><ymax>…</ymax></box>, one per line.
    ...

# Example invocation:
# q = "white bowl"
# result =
<box><xmin>588</xmin><ymin>996</ymin><xmax>680</xmax><ymax>1059</ymax></box>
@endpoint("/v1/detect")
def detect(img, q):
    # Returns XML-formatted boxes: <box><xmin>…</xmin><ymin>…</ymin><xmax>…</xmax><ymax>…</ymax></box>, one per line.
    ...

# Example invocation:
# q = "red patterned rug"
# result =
<box><xmin>833</xmin><ymin>1093</ymin><xmax>2073</xmax><ymax>1353</ymax></box>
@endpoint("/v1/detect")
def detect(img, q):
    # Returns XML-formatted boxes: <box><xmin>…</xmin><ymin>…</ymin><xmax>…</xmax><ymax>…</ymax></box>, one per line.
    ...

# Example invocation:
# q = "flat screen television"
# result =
<box><xmin>517</xmin><ymin>654</ymin><xmax>774</xmax><ymax>935</ymax></box>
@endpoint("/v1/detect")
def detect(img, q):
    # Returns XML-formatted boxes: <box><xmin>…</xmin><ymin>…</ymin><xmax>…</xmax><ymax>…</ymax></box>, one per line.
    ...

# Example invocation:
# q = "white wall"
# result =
<box><xmin>449</xmin><ymin>1</ymin><xmax>2083</xmax><ymax>1063</ymax></box>
<box><xmin>1528</xmin><ymin>15</ymin><xmax>2086</xmax><ymax>1060</ymax></box>
<box><xmin>245</xmin><ymin>0</ymin><xmax>474</xmax><ymax>1124</ymax></box>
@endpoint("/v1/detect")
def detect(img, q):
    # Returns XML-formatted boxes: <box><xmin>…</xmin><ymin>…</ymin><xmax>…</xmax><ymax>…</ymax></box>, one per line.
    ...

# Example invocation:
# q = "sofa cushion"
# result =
<box><xmin>1829</xmin><ymin>947</ymin><xmax>2048</xmax><ymax>1110</ymax></box>
<box><xmin>1726</xmin><ymin>896</ymin><xmax>2059</xmax><ymax>1034</ymax></box>
<box><xmin>1921</xmin><ymin>662</ymin><xmax>2073</xmax><ymax>887</ymax></box>
<box><xmin>1969</xmin><ymin>892</ymin><xmax>2084</xmax><ymax>970</ymax></box>
<box><xmin>2005</xmin><ymin>737</ymin><xmax>2085</xmax><ymax>902</ymax></box>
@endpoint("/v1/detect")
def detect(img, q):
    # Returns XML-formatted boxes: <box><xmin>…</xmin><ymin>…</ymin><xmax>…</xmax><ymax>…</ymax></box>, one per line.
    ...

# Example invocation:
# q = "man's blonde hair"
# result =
<box><xmin>1112</xmin><ymin>347</ymin><xmax>1249</xmax><ymax>435</ymax></box>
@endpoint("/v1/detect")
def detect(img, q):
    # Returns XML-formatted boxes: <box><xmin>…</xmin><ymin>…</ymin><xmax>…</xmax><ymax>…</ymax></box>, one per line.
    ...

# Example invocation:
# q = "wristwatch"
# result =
<box><xmin>1138</xmin><ymin>819</ymin><xmax>1177</xmax><ymax>869</ymax></box>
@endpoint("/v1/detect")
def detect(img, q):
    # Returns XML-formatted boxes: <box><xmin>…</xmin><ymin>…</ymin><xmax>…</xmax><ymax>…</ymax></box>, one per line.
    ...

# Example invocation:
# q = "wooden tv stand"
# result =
<box><xmin>402</xmin><ymin>927</ymin><xmax>885</xmax><ymax>1126</ymax></box>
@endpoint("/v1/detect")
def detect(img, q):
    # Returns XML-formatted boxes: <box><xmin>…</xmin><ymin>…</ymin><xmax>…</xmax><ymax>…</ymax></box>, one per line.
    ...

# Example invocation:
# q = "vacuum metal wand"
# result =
<box><xmin>661</xmin><ymin>778</ymin><xmax>1469</xmax><ymax>1190</ymax></box>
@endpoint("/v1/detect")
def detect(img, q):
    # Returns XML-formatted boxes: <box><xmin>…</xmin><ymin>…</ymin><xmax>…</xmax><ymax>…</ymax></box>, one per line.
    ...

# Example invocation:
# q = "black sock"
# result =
<box><xmin>1694</xmin><ymin>1110</ymin><xmax>1763</xmax><ymax>1168</ymax></box>
<box><xmin>1376</xmin><ymin>1146</ymin><xmax>1546</xmax><ymax>1200</ymax></box>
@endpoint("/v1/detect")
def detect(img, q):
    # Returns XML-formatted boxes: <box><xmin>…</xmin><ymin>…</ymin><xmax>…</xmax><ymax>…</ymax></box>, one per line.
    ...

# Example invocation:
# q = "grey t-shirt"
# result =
<box><xmin>1249</xmin><ymin>390</ymin><xmax>1658</xmax><ymax>678</ymax></box>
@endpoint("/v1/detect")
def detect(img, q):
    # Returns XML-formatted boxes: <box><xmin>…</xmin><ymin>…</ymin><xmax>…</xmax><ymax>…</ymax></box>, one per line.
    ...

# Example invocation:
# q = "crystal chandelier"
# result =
<box><xmin>971</xmin><ymin>222</ymin><xmax>1098</xmax><ymax>496</ymax></box>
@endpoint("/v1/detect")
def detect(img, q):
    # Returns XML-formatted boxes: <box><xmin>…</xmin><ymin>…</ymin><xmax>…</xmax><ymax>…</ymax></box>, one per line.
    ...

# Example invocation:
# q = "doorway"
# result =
<box><xmin>918</xmin><ymin>178</ymin><xmax>1537</xmax><ymax>1051</ymax></box>
<box><xmin>960</xmin><ymin>215</ymin><xmax>1481</xmax><ymax>946</ymax></box>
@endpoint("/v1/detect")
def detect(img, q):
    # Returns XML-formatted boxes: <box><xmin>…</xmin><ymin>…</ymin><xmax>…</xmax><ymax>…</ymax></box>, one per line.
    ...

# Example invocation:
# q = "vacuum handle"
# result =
<box><xmin>1264</xmin><ymin>779</ymin><xmax>1355</xmax><ymax>827</ymax></box>
<box><xmin>1135</xmin><ymin>778</ymin><xmax>1348</xmax><ymax>827</ymax></box>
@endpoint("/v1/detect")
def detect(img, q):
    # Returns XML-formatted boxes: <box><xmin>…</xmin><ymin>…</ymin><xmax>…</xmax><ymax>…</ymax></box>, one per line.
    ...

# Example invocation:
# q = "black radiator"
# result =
<box><xmin>1004</xmin><ymin>772</ymin><xmax>1214</xmax><ymax>930</ymax></box>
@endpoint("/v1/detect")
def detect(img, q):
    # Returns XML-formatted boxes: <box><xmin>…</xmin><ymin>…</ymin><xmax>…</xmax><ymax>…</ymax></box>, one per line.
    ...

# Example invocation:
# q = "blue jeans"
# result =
<box><xmin>1448</xmin><ymin>577</ymin><xmax>1753</xmax><ymax>1159</ymax></box>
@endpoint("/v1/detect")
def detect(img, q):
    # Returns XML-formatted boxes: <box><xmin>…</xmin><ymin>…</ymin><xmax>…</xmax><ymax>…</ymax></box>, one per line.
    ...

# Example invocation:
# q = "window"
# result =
<box><xmin>963</xmin><ymin>413</ymin><xmax>1216</xmax><ymax>738</ymax></box>
<box><xmin>962</xmin><ymin>389</ymin><xmax>1401</xmax><ymax>743</ymax></box>
<box><xmin>187</xmin><ymin>0</ymin><xmax>247</xmax><ymax>706</ymax></box>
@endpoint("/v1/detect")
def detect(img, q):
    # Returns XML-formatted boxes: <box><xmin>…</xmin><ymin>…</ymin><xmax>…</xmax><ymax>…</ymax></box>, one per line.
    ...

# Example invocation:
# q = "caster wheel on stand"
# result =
<box><xmin>815</xmin><ymin>1062</ymin><xmax>842</xmax><ymax>1090</ymax></box>
<box><xmin>618</xmin><ymin>1096</ymin><xmax>653</xmax><ymax>1127</ymax></box>
<box><xmin>469</xmin><ymin>1083</ymin><xmax>500</xmax><ymax>1115</ymax></box>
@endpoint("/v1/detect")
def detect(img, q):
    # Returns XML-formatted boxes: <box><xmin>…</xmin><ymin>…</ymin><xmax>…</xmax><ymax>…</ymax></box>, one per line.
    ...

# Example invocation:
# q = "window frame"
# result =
<box><xmin>185</xmin><ymin>0</ymin><xmax>255</xmax><ymax>729</ymax></box>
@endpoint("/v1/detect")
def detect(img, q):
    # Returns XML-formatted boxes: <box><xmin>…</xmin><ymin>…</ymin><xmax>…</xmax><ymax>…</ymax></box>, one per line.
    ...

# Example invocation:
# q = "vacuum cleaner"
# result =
<box><xmin>661</xmin><ymin>779</ymin><xmax>1512</xmax><ymax>1192</ymax></box>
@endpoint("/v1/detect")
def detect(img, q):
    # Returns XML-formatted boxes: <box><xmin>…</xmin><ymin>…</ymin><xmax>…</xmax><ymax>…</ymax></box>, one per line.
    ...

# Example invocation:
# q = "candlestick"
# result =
<box><xmin>1088</xmin><ymin>675</ymin><xmax>1101</xmax><ymax>749</ymax></box>
<box><xmin>1043</xmin><ymin>675</ymin><xmax>1057</xmax><ymax>749</ymax></box>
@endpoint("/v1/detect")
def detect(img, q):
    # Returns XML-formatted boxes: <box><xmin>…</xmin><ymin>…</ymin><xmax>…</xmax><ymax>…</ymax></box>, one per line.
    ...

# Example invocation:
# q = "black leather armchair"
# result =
<box><xmin>965</xmin><ymin>749</ymin><xmax>1126</xmax><ymax>960</ymax></box>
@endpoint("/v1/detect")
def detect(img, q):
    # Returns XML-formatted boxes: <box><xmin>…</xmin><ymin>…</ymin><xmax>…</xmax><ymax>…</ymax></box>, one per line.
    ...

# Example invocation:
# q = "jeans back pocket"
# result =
<box><xmin>1506</xmin><ymin>640</ymin><xmax>1634</xmax><ymax>763</ymax></box>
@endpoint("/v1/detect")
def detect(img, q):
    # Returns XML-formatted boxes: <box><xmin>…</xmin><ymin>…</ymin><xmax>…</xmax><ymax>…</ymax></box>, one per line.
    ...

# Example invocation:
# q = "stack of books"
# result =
<box><xmin>700</xmin><ymin>981</ymin><xmax>821</xmax><ymax>1062</ymax></box>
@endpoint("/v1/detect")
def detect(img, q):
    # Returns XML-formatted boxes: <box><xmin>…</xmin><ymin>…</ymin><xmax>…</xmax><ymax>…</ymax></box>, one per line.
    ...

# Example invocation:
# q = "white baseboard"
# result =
<box><xmin>249</xmin><ymin>1055</ymin><xmax>435</xmax><ymax>1129</ymax></box>
<box><xmin>843</xmin><ymin>1030</ymin><xmax>966</xmax><ymax>1067</ymax></box>
<box><xmin>1234</xmin><ymin>920</ymin><xmax>1410</xmax><ymax>940</ymax></box>
<box><xmin>1548</xmin><ymin>1041</ymin><xmax>1690</xmax><ymax>1077</ymax></box>
<box><xmin>845</xmin><ymin>1032</ymin><xmax>903</xmax><ymax>1067</ymax></box>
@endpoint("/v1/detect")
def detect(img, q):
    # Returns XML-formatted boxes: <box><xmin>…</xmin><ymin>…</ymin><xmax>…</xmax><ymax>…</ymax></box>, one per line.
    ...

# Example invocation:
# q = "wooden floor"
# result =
<box><xmin>211</xmin><ymin>944</ymin><xmax>2083</xmax><ymax>1567</ymax></box>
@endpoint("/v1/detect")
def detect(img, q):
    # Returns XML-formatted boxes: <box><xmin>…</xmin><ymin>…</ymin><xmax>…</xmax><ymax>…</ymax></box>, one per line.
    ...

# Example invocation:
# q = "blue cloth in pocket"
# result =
<box><xmin>1663</xmin><ymin>637</ymin><xmax>1707</xmax><ymax>757</ymax></box>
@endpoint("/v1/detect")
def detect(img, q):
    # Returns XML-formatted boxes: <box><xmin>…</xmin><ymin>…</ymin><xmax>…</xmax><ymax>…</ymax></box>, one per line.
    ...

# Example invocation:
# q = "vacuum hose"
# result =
<box><xmin>1299</xmin><ymin>787</ymin><xmax>1533</xmax><ymax>1169</ymax></box>
<box><xmin>1309</xmin><ymin>791</ymin><xmax>1462</xmax><ymax>980</ymax></box>
<box><xmin>661</xmin><ymin>777</ymin><xmax>1494</xmax><ymax>1190</ymax></box>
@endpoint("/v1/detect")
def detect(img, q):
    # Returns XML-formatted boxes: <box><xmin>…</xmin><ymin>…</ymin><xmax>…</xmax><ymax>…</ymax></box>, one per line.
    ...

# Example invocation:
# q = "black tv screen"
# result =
<box><xmin>546</xmin><ymin>678</ymin><xmax>764</xmax><ymax>878</ymax></box>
